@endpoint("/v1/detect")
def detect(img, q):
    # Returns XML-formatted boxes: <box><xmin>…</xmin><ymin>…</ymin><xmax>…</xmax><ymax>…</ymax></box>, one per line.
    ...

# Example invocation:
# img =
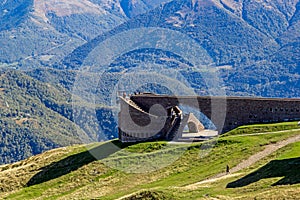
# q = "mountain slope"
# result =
<box><xmin>0</xmin><ymin>0</ymin><xmax>171</xmax><ymax>68</ymax></box>
<box><xmin>60</xmin><ymin>0</ymin><xmax>300</xmax><ymax>98</ymax></box>
<box><xmin>62</xmin><ymin>0</ymin><xmax>280</xmax><ymax>69</ymax></box>
<box><xmin>0</xmin><ymin>70</ymin><xmax>93</xmax><ymax>164</ymax></box>
<box><xmin>0</xmin><ymin>122</ymin><xmax>299</xmax><ymax>199</ymax></box>
<box><xmin>0</xmin><ymin>69</ymin><xmax>122</xmax><ymax>164</ymax></box>
<box><xmin>218</xmin><ymin>0</ymin><xmax>299</xmax><ymax>38</ymax></box>
<box><xmin>0</xmin><ymin>0</ymin><xmax>33</xmax><ymax>31</ymax></box>
<box><xmin>119</xmin><ymin>0</ymin><xmax>172</xmax><ymax>18</ymax></box>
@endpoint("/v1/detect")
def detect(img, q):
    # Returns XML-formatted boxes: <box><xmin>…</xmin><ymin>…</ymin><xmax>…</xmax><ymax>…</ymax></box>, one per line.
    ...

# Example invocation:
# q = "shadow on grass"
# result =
<box><xmin>27</xmin><ymin>140</ymin><xmax>132</xmax><ymax>187</ymax></box>
<box><xmin>227</xmin><ymin>157</ymin><xmax>300</xmax><ymax>188</ymax></box>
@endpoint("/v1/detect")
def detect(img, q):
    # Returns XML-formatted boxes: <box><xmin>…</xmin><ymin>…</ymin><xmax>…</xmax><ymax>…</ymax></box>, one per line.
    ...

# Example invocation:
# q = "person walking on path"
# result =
<box><xmin>226</xmin><ymin>165</ymin><xmax>230</xmax><ymax>174</ymax></box>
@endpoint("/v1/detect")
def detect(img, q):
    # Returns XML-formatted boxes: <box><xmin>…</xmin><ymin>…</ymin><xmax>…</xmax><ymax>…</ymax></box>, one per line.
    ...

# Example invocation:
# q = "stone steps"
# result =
<box><xmin>166</xmin><ymin>116</ymin><xmax>181</xmax><ymax>140</ymax></box>
<box><xmin>127</xmin><ymin>99</ymin><xmax>145</xmax><ymax>113</ymax></box>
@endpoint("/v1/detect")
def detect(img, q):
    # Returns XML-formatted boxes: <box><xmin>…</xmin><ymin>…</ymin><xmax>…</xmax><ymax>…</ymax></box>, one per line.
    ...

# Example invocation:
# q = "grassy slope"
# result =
<box><xmin>0</xmin><ymin>122</ymin><xmax>299</xmax><ymax>199</ymax></box>
<box><xmin>223</xmin><ymin>121</ymin><xmax>300</xmax><ymax>136</ymax></box>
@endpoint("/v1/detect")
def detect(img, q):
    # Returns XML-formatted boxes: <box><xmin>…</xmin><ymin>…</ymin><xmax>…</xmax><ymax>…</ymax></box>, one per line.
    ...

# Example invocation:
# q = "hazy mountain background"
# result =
<box><xmin>0</xmin><ymin>0</ymin><xmax>171</xmax><ymax>67</ymax></box>
<box><xmin>0</xmin><ymin>0</ymin><xmax>299</xmax><ymax>163</ymax></box>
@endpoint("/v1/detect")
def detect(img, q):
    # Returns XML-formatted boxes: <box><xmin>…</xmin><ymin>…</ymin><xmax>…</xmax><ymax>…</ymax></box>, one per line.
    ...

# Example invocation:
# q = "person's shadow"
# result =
<box><xmin>27</xmin><ymin>140</ymin><xmax>131</xmax><ymax>186</ymax></box>
<box><xmin>227</xmin><ymin>157</ymin><xmax>300</xmax><ymax>188</ymax></box>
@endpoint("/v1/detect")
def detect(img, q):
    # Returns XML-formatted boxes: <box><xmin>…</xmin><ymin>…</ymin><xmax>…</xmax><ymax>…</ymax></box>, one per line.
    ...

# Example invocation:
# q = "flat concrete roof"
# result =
<box><xmin>131</xmin><ymin>94</ymin><xmax>300</xmax><ymax>102</ymax></box>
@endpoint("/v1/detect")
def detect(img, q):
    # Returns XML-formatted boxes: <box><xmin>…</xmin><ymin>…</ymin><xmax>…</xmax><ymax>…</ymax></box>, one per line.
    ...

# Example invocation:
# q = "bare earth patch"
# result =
<box><xmin>15</xmin><ymin>118</ymin><xmax>28</xmax><ymax>126</ymax></box>
<box><xmin>33</xmin><ymin>0</ymin><xmax>106</xmax><ymax>22</ymax></box>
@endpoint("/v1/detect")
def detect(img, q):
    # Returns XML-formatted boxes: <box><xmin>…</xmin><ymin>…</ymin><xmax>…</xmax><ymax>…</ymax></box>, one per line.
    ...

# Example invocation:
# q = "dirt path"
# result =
<box><xmin>185</xmin><ymin>133</ymin><xmax>300</xmax><ymax>189</ymax></box>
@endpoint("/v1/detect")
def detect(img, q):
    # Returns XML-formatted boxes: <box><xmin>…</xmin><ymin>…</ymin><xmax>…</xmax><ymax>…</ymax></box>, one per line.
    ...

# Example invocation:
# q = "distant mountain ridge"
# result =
<box><xmin>0</xmin><ymin>0</ymin><xmax>170</xmax><ymax>68</ymax></box>
<box><xmin>61</xmin><ymin>0</ymin><xmax>300</xmax><ymax>97</ymax></box>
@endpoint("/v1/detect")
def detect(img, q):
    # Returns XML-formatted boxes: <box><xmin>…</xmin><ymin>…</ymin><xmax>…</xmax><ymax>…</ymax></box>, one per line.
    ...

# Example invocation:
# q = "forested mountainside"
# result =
<box><xmin>1</xmin><ymin>0</ymin><xmax>299</xmax><ymax>97</ymax></box>
<box><xmin>62</xmin><ymin>0</ymin><xmax>300</xmax><ymax>97</ymax></box>
<box><xmin>0</xmin><ymin>0</ymin><xmax>170</xmax><ymax>68</ymax></box>
<box><xmin>0</xmin><ymin>70</ymin><xmax>118</xmax><ymax>164</ymax></box>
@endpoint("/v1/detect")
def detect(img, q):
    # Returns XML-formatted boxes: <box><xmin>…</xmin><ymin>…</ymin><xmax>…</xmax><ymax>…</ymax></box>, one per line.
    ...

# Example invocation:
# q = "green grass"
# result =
<box><xmin>277</xmin><ymin>142</ymin><xmax>300</xmax><ymax>160</ymax></box>
<box><xmin>164</xmin><ymin>141</ymin><xmax>300</xmax><ymax>200</ymax></box>
<box><xmin>1</xmin><ymin>122</ymin><xmax>300</xmax><ymax>199</ymax></box>
<box><xmin>223</xmin><ymin>121</ymin><xmax>300</xmax><ymax>136</ymax></box>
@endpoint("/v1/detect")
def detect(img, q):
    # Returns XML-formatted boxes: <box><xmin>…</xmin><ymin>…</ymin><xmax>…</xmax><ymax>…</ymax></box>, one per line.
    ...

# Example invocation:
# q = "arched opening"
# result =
<box><xmin>178</xmin><ymin>105</ymin><xmax>218</xmax><ymax>140</ymax></box>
